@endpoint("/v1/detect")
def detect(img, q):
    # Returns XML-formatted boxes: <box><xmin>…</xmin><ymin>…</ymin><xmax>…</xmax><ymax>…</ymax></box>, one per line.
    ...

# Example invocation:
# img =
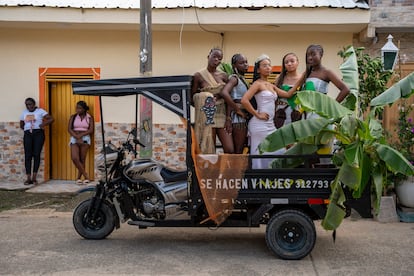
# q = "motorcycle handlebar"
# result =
<box><xmin>133</xmin><ymin>139</ymin><xmax>146</xmax><ymax>148</ymax></box>
<box><xmin>128</xmin><ymin>128</ymin><xmax>145</xmax><ymax>148</ymax></box>
<box><xmin>122</xmin><ymin>139</ymin><xmax>146</xmax><ymax>156</ymax></box>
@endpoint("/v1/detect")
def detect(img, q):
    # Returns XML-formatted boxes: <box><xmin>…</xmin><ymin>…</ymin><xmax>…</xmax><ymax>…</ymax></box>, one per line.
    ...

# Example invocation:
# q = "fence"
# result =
<box><xmin>383</xmin><ymin>62</ymin><xmax>414</xmax><ymax>143</ymax></box>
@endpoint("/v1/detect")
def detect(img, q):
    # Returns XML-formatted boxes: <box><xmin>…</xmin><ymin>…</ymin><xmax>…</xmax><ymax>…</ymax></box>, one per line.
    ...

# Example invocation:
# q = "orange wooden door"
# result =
<box><xmin>49</xmin><ymin>81</ymin><xmax>95</xmax><ymax>180</ymax></box>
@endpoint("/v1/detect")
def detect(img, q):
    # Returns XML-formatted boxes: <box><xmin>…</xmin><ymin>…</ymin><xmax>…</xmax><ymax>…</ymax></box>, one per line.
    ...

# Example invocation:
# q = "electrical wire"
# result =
<box><xmin>179</xmin><ymin>6</ymin><xmax>185</xmax><ymax>54</ymax></box>
<box><xmin>193</xmin><ymin>0</ymin><xmax>224</xmax><ymax>49</ymax></box>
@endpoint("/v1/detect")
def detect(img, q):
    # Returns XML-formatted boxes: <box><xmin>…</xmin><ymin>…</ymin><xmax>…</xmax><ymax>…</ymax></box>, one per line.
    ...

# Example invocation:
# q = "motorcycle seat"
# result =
<box><xmin>160</xmin><ymin>167</ymin><xmax>187</xmax><ymax>183</ymax></box>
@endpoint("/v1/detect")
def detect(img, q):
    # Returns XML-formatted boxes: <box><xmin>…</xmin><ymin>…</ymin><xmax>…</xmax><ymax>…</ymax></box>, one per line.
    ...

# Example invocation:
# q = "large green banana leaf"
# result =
<box><xmin>258</xmin><ymin>117</ymin><xmax>331</xmax><ymax>153</ymax></box>
<box><xmin>368</xmin><ymin>115</ymin><xmax>384</xmax><ymax>139</ymax></box>
<box><xmin>218</xmin><ymin>62</ymin><xmax>234</xmax><ymax>76</ymax></box>
<box><xmin>355</xmin><ymin>153</ymin><xmax>372</xmax><ymax>198</ymax></box>
<box><xmin>343</xmin><ymin>141</ymin><xmax>362</xmax><ymax>168</ymax></box>
<box><xmin>296</xmin><ymin>91</ymin><xmax>353</xmax><ymax>119</ymax></box>
<box><xmin>337</xmin><ymin>162</ymin><xmax>361</xmax><ymax>190</ymax></box>
<box><xmin>321</xmin><ymin>178</ymin><xmax>346</xmax><ymax>230</ymax></box>
<box><xmin>375</xmin><ymin>143</ymin><xmax>414</xmax><ymax>175</ymax></box>
<box><xmin>338</xmin><ymin>115</ymin><xmax>359</xmax><ymax>139</ymax></box>
<box><xmin>370</xmin><ymin>72</ymin><xmax>414</xmax><ymax>106</ymax></box>
<box><xmin>339</xmin><ymin>46</ymin><xmax>359</xmax><ymax>111</ymax></box>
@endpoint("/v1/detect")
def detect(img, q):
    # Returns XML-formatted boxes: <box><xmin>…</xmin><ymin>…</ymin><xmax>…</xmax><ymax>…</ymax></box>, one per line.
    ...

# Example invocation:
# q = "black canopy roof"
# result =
<box><xmin>72</xmin><ymin>75</ymin><xmax>192</xmax><ymax>118</ymax></box>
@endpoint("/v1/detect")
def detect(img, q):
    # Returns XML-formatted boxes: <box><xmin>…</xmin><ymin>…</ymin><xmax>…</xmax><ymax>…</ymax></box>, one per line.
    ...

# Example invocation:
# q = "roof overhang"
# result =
<box><xmin>0</xmin><ymin>6</ymin><xmax>370</xmax><ymax>33</ymax></box>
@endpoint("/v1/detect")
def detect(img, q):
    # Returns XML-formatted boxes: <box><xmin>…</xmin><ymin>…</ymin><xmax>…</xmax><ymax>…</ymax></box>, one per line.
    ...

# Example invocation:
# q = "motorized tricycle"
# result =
<box><xmin>71</xmin><ymin>75</ymin><xmax>371</xmax><ymax>260</ymax></box>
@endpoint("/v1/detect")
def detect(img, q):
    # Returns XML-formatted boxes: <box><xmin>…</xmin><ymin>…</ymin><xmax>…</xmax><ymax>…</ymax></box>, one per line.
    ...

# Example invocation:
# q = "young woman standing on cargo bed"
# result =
<box><xmin>220</xmin><ymin>53</ymin><xmax>250</xmax><ymax>154</ymax></box>
<box><xmin>191</xmin><ymin>48</ymin><xmax>233</xmax><ymax>154</ymax></box>
<box><xmin>241</xmin><ymin>55</ymin><xmax>301</xmax><ymax>168</ymax></box>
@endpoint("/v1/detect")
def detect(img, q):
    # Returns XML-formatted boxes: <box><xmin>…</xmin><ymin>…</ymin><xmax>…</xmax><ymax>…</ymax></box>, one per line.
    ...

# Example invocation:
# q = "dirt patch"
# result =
<box><xmin>0</xmin><ymin>190</ymin><xmax>92</xmax><ymax>212</ymax></box>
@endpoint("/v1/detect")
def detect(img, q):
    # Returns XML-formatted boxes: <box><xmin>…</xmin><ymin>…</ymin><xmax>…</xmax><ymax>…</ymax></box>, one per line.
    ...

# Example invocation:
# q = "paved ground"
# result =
<box><xmin>0</xmin><ymin>208</ymin><xmax>413</xmax><ymax>276</ymax></box>
<box><xmin>1</xmin><ymin>181</ymin><xmax>414</xmax><ymax>275</ymax></box>
<box><xmin>0</xmin><ymin>180</ymin><xmax>96</xmax><ymax>194</ymax></box>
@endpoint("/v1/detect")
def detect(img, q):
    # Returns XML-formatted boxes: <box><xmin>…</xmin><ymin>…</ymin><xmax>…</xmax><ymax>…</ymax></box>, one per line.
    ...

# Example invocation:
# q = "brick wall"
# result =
<box><xmin>370</xmin><ymin>0</ymin><xmax>414</xmax><ymax>26</ymax></box>
<box><xmin>370</xmin><ymin>0</ymin><xmax>414</xmax><ymax>8</ymax></box>
<box><xmin>354</xmin><ymin>32</ymin><xmax>414</xmax><ymax>65</ymax></box>
<box><xmin>354</xmin><ymin>1</ymin><xmax>414</xmax><ymax>65</ymax></box>
<box><xmin>0</xmin><ymin>122</ymin><xmax>187</xmax><ymax>182</ymax></box>
<box><xmin>93</xmin><ymin>122</ymin><xmax>187</xmax><ymax>171</ymax></box>
<box><xmin>0</xmin><ymin>122</ymin><xmax>28</xmax><ymax>181</ymax></box>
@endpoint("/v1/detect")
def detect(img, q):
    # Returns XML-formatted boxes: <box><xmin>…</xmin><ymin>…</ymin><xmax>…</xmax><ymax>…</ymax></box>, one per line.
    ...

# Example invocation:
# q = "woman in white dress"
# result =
<box><xmin>241</xmin><ymin>55</ymin><xmax>303</xmax><ymax>169</ymax></box>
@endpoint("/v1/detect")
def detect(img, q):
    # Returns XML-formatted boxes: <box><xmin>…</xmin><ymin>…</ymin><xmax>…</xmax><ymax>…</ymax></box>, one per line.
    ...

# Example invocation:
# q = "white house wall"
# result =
<box><xmin>0</xmin><ymin>27</ymin><xmax>352</xmax><ymax>182</ymax></box>
<box><xmin>0</xmin><ymin>28</ymin><xmax>352</xmax><ymax>124</ymax></box>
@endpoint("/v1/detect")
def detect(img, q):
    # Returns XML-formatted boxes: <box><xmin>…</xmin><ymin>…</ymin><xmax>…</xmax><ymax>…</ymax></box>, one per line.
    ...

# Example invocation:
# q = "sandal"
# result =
<box><xmin>83</xmin><ymin>180</ymin><xmax>90</xmax><ymax>185</ymax></box>
<box><xmin>76</xmin><ymin>179</ymin><xmax>83</xmax><ymax>185</ymax></box>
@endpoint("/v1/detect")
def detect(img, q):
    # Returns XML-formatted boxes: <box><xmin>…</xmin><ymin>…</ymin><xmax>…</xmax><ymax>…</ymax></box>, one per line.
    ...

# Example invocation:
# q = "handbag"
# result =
<box><xmin>274</xmin><ymin>106</ymin><xmax>288</xmax><ymax>128</ymax></box>
<box><xmin>274</xmin><ymin>106</ymin><xmax>303</xmax><ymax>128</ymax></box>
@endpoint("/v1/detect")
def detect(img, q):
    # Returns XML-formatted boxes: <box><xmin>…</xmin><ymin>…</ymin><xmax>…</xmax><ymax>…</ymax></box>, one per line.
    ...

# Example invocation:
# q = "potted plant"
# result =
<box><xmin>372</xmin><ymin>73</ymin><xmax>414</xmax><ymax>210</ymax></box>
<box><xmin>259</xmin><ymin>46</ymin><xmax>414</xmax><ymax>230</ymax></box>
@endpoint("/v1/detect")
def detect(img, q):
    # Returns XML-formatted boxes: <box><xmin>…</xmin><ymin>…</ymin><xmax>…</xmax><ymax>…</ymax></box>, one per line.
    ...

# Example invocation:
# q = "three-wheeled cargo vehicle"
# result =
<box><xmin>71</xmin><ymin>75</ymin><xmax>372</xmax><ymax>260</ymax></box>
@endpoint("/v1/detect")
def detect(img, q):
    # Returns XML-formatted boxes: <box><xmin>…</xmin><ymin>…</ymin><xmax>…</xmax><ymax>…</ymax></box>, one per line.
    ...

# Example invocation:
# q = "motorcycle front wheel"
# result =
<box><xmin>73</xmin><ymin>198</ymin><xmax>116</xmax><ymax>239</ymax></box>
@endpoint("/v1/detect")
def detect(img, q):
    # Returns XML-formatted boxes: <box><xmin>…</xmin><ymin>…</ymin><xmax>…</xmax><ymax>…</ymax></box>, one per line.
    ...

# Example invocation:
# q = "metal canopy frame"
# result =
<box><xmin>72</xmin><ymin>74</ymin><xmax>193</xmax><ymax>182</ymax></box>
<box><xmin>72</xmin><ymin>75</ymin><xmax>192</xmax><ymax>118</ymax></box>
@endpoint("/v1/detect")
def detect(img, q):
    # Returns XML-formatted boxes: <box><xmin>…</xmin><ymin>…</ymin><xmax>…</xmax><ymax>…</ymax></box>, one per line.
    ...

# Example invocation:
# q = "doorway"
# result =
<box><xmin>49</xmin><ymin>81</ymin><xmax>96</xmax><ymax>180</ymax></box>
<box><xmin>39</xmin><ymin>68</ymin><xmax>100</xmax><ymax>181</ymax></box>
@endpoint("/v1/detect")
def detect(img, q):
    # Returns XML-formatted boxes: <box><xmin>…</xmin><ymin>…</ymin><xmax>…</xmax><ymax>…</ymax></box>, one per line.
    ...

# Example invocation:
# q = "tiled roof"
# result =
<box><xmin>0</xmin><ymin>0</ymin><xmax>370</xmax><ymax>9</ymax></box>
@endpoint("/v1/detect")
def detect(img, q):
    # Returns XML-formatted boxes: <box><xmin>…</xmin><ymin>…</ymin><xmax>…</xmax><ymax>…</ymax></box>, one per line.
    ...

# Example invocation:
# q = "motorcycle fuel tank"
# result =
<box><xmin>124</xmin><ymin>159</ymin><xmax>163</xmax><ymax>182</ymax></box>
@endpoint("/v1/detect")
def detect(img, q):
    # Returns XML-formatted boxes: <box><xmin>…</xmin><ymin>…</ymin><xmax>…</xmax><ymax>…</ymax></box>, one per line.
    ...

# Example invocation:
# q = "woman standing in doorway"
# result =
<box><xmin>68</xmin><ymin>101</ymin><xmax>94</xmax><ymax>184</ymax></box>
<box><xmin>20</xmin><ymin>97</ymin><xmax>54</xmax><ymax>185</ymax></box>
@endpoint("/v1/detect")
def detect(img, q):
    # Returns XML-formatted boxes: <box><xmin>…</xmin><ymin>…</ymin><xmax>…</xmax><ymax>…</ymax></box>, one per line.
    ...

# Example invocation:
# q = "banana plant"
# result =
<box><xmin>218</xmin><ymin>62</ymin><xmax>234</xmax><ymax>76</ymax></box>
<box><xmin>259</xmin><ymin>47</ymin><xmax>414</xmax><ymax>231</ymax></box>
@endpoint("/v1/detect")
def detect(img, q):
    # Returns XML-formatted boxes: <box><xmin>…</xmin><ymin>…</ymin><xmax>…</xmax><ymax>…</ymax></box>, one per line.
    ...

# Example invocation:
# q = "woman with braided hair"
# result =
<box><xmin>68</xmin><ymin>101</ymin><xmax>94</xmax><ymax>184</ymax></box>
<box><xmin>221</xmin><ymin>53</ymin><xmax>250</xmax><ymax>153</ymax></box>
<box><xmin>303</xmin><ymin>44</ymin><xmax>350</xmax><ymax>105</ymax></box>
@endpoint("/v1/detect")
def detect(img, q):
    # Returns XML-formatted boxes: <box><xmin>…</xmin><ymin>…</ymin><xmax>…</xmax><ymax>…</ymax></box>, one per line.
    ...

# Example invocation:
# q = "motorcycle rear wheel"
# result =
<box><xmin>73</xmin><ymin>198</ymin><xmax>116</xmax><ymax>239</ymax></box>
